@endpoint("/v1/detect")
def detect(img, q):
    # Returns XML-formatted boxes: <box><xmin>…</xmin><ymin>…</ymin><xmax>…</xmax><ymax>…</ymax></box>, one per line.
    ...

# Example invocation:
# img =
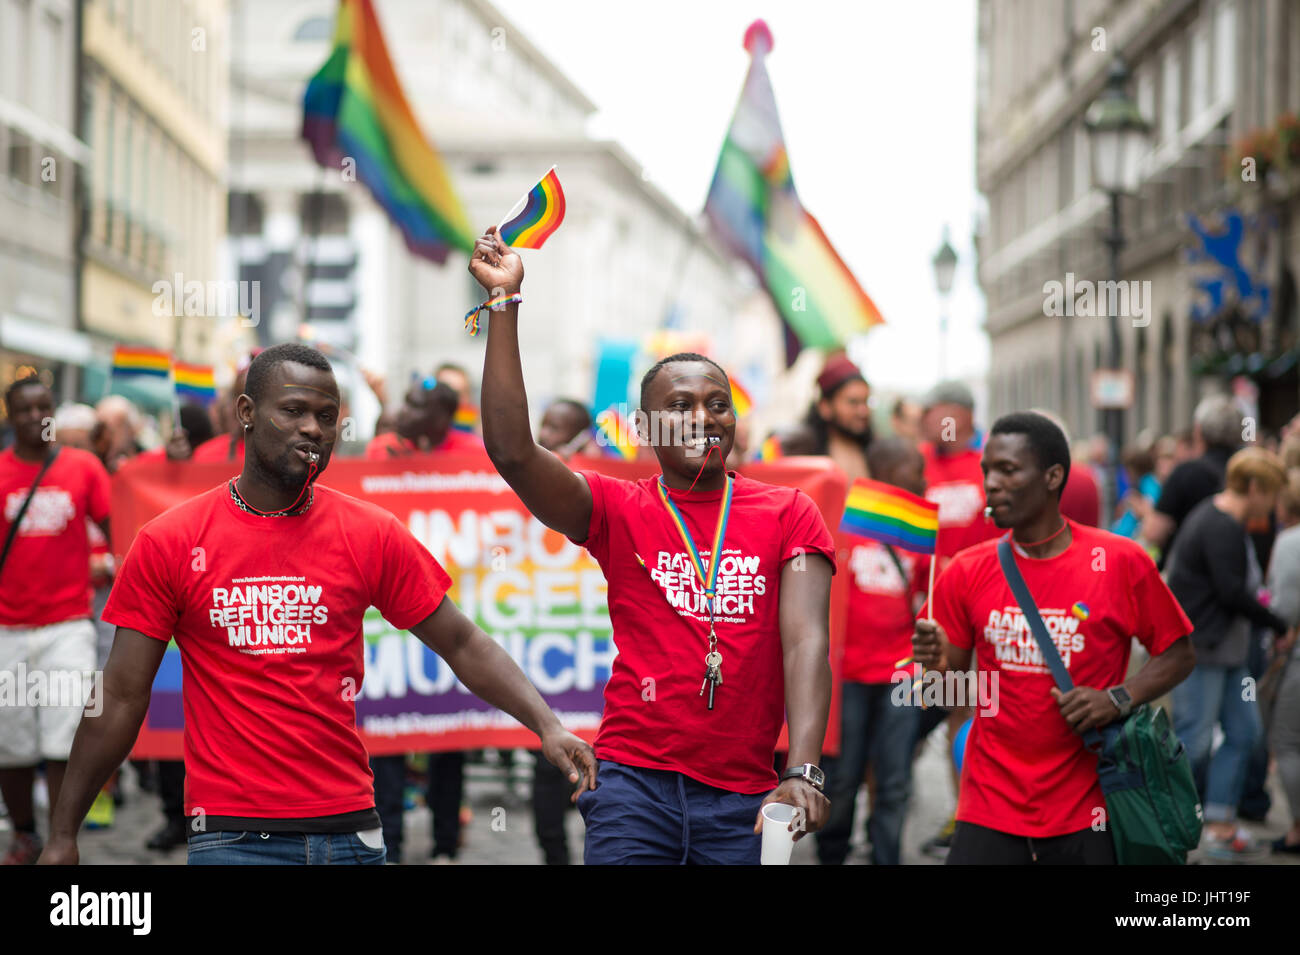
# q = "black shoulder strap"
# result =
<box><xmin>882</xmin><ymin>543</ymin><xmax>910</xmax><ymax>584</ymax></box>
<box><xmin>996</xmin><ymin>537</ymin><xmax>1103</xmax><ymax>750</ymax></box>
<box><xmin>0</xmin><ymin>446</ymin><xmax>61</xmax><ymax>578</ymax></box>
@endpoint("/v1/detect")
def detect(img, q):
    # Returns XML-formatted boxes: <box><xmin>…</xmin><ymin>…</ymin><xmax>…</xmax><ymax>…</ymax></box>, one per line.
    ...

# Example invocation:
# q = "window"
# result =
<box><xmin>1214</xmin><ymin>1</ymin><xmax>1236</xmax><ymax>106</ymax></box>
<box><xmin>1074</xmin><ymin>119</ymin><xmax>1090</xmax><ymax>199</ymax></box>
<box><xmin>1161</xmin><ymin>47</ymin><xmax>1181</xmax><ymax>142</ymax></box>
<box><xmin>228</xmin><ymin>191</ymin><xmax>264</xmax><ymax>236</ymax></box>
<box><xmin>2</xmin><ymin>0</ymin><xmax>31</xmax><ymax>104</ymax></box>
<box><xmin>293</xmin><ymin>16</ymin><xmax>331</xmax><ymax>41</ymax></box>
<box><xmin>1190</xmin><ymin>21</ymin><xmax>1210</xmax><ymax>120</ymax></box>
<box><xmin>300</xmin><ymin>192</ymin><xmax>349</xmax><ymax>235</ymax></box>
<box><xmin>7</xmin><ymin>128</ymin><xmax>35</xmax><ymax>187</ymax></box>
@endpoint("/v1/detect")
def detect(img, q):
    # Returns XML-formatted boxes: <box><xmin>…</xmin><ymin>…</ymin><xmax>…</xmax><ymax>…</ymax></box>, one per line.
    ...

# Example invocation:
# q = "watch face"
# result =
<box><xmin>809</xmin><ymin>766</ymin><xmax>825</xmax><ymax>787</ymax></box>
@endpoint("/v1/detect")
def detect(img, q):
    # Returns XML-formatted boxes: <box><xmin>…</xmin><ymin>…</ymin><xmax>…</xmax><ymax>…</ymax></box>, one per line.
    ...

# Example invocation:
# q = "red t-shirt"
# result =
<box><xmin>920</xmin><ymin>443</ymin><xmax>1000</xmax><ymax>570</ymax></box>
<box><xmin>843</xmin><ymin>537</ymin><xmax>928</xmax><ymax>684</ymax></box>
<box><xmin>1060</xmin><ymin>467</ymin><xmax>1101</xmax><ymax>527</ymax></box>
<box><xmin>0</xmin><ymin>447</ymin><xmax>111</xmax><ymax>627</ymax></box>
<box><xmin>363</xmin><ymin>430</ymin><xmax>484</xmax><ymax>460</ymax></box>
<box><xmin>572</xmin><ymin>470</ymin><xmax>837</xmax><ymax>794</ymax></box>
<box><xmin>926</xmin><ymin>522</ymin><xmax>1191</xmax><ymax>837</ymax></box>
<box><xmin>190</xmin><ymin>433</ymin><xmax>245</xmax><ymax>464</ymax></box>
<box><xmin>102</xmin><ymin>484</ymin><xmax>452</xmax><ymax>819</ymax></box>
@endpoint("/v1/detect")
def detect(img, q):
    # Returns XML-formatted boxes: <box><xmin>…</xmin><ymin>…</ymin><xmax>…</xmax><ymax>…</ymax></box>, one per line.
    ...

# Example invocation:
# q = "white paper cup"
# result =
<box><xmin>760</xmin><ymin>802</ymin><xmax>798</xmax><ymax>865</ymax></box>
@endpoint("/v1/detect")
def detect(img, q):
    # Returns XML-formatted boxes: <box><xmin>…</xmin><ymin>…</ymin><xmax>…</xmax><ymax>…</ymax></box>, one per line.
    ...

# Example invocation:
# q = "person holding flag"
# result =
<box><xmin>817</xmin><ymin>438</ymin><xmax>935</xmax><ymax>866</ymax></box>
<box><xmin>469</xmin><ymin>227</ymin><xmax>837</xmax><ymax>864</ymax></box>
<box><xmin>912</xmin><ymin>412</ymin><xmax>1195</xmax><ymax>864</ymax></box>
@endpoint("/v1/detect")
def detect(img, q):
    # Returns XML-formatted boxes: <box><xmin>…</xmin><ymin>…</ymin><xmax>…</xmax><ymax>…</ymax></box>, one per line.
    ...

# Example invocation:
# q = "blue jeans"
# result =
<box><xmin>1172</xmin><ymin>662</ymin><xmax>1261</xmax><ymax>824</ymax></box>
<box><xmin>816</xmin><ymin>681</ymin><xmax>920</xmax><ymax>865</ymax></box>
<box><xmin>187</xmin><ymin>829</ymin><xmax>387</xmax><ymax>865</ymax></box>
<box><xmin>576</xmin><ymin>759</ymin><xmax>767</xmax><ymax>864</ymax></box>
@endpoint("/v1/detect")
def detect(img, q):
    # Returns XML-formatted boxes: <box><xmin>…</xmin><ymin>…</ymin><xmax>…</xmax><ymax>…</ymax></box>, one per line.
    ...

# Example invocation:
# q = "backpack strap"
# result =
<box><xmin>0</xmin><ymin>446</ymin><xmax>61</xmax><ymax>579</ymax></box>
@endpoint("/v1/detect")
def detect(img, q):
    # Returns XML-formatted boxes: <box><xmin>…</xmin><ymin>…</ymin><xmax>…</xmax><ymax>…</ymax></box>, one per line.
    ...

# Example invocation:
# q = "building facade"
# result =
<box><xmin>978</xmin><ymin>0</ymin><xmax>1300</xmax><ymax>444</ymax></box>
<box><xmin>80</xmin><ymin>0</ymin><xmax>236</xmax><ymax>404</ymax></box>
<box><xmin>228</xmin><ymin>0</ymin><xmax>779</xmax><ymax>438</ymax></box>
<box><xmin>0</xmin><ymin>0</ymin><xmax>87</xmax><ymax>405</ymax></box>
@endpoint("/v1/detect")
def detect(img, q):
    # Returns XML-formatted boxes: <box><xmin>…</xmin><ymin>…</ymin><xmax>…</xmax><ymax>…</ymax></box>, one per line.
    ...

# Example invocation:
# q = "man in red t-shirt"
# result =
<box><xmin>913</xmin><ymin>412</ymin><xmax>1195</xmax><ymax>864</ymax></box>
<box><xmin>0</xmin><ymin>377</ymin><xmax>111</xmax><ymax>865</ymax></box>
<box><xmin>817</xmin><ymin>437</ymin><xmax>929</xmax><ymax>866</ymax></box>
<box><xmin>469</xmin><ymin>228</ymin><xmax>837</xmax><ymax>864</ymax></box>
<box><xmin>364</xmin><ymin>377</ymin><xmax>484</xmax><ymax>460</ymax></box>
<box><xmin>39</xmin><ymin>344</ymin><xmax>595</xmax><ymax>866</ymax></box>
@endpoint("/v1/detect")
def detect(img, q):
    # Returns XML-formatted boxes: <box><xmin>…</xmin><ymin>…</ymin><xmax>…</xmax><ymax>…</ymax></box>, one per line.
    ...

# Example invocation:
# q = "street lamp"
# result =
<box><xmin>932</xmin><ymin>228</ymin><xmax>957</xmax><ymax>379</ymax></box>
<box><xmin>1086</xmin><ymin>56</ymin><xmax>1150</xmax><ymax>501</ymax></box>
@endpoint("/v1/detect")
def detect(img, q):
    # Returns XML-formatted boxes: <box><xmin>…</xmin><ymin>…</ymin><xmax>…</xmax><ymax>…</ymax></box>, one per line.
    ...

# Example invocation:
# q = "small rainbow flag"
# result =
<box><xmin>173</xmin><ymin>362</ymin><xmax>217</xmax><ymax>405</ymax></box>
<box><xmin>730</xmin><ymin>379</ymin><xmax>753</xmax><ymax>417</ymax></box>
<box><xmin>452</xmin><ymin>405</ymin><xmax>479</xmax><ymax>434</ymax></box>
<box><xmin>840</xmin><ymin>478</ymin><xmax>940</xmax><ymax>555</ymax></box>
<box><xmin>1071</xmin><ymin>602</ymin><xmax>1090</xmax><ymax>621</ymax></box>
<box><xmin>498</xmin><ymin>166</ymin><xmax>566</xmax><ymax>250</ymax></box>
<box><xmin>757</xmin><ymin>434</ymin><xmax>782</xmax><ymax>462</ymax></box>
<box><xmin>592</xmin><ymin>407</ymin><xmax>638</xmax><ymax>461</ymax></box>
<box><xmin>111</xmin><ymin>345</ymin><xmax>171</xmax><ymax>379</ymax></box>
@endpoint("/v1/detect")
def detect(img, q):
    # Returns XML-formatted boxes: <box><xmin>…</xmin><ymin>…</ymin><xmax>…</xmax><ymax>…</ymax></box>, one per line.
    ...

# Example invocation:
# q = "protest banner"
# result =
<box><xmin>110</xmin><ymin>453</ymin><xmax>848</xmax><ymax>758</ymax></box>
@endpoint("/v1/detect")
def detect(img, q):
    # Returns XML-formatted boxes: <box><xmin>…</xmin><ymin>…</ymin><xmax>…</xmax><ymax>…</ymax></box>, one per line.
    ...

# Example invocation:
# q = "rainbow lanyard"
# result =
<box><xmin>654</xmin><ymin>473</ymin><xmax>734</xmax><ymax>632</ymax></box>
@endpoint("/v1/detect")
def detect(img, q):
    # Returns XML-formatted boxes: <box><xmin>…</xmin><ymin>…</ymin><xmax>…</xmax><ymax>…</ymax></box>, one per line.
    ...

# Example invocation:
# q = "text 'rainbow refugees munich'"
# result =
<box><xmin>208</xmin><ymin>577</ymin><xmax>330</xmax><ymax>654</ymax></box>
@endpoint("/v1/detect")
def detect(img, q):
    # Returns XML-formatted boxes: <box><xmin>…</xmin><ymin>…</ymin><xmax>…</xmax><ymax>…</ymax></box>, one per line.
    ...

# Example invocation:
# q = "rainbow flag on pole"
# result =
<box><xmin>451</xmin><ymin>404</ymin><xmax>479</xmax><ymax>435</ymax></box>
<box><xmin>591</xmin><ymin>408</ymin><xmax>638</xmax><ymax>461</ymax></box>
<box><xmin>111</xmin><ymin>345</ymin><xmax>171</xmax><ymax>379</ymax></box>
<box><xmin>301</xmin><ymin>0</ymin><xmax>474</xmax><ymax>264</ymax></box>
<box><xmin>704</xmin><ymin>20</ymin><xmax>884</xmax><ymax>362</ymax></box>
<box><xmin>498</xmin><ymin>166</ymin><xmax>566</xmax><ymax>250</ymax></box>
<box><xmin>840</xmin><ymin>479</ymin><xmax>939</xmax><ymax>555</ymax></box>
<box><xmin>173</xmin><ymin>362</ymin><xmax>217</xmax><ymax>405</ymax></box>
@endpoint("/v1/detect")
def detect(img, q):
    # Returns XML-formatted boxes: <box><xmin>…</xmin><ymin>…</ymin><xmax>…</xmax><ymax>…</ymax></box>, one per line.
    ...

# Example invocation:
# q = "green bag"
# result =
<box><xmin>998</xmin><ymin>540</ymin><xmax>1203</xmax><ymax>864</ymax></box>
<box><xmin>1093</xmin><ymin>703</ymin><xmax>1203</xmax><ymax>864</ymax></box>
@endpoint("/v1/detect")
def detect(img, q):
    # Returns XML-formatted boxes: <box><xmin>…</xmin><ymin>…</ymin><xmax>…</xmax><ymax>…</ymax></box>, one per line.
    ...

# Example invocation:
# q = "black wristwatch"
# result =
<box><xmin>1106</xmin><ymin>685</ymin><xmax>1133</xmax><ymax>719</ymax></box>
<box><xmin>780</xmin><ymin>763</ymin><xmax>825</xmax><ymax>792</ymax></box>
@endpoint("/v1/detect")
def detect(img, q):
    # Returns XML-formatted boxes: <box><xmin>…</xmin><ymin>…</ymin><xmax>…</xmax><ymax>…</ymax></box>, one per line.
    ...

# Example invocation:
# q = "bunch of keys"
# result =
<box><xmin>699</xmin><ymin>650</ymin><xmax>723</xmax><ymax>710</ymax></box>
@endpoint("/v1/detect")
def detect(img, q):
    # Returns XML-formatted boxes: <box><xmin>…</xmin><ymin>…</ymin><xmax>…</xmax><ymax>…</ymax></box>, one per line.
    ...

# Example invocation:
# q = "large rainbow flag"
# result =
<box><xmin>301</xmin><ymin>0</ymin><xmax>474</xmax><ymax>264</ymax></box>
<box><xmin>704</xmin><ymin>20</ymin><xmax>884</xmax><ymax>362</ymax></box>
<box><xmin>841</xmin><ymin>478</ymin><xmax>939</xmax><ymax>555</ymax></box>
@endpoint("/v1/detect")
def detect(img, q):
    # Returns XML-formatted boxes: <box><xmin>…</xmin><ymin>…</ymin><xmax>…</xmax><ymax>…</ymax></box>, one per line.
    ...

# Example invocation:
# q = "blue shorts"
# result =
<box><xmin>577</xmin><ymin>759</ymin><xmax>767</xmax><ymax>864</ymax></box>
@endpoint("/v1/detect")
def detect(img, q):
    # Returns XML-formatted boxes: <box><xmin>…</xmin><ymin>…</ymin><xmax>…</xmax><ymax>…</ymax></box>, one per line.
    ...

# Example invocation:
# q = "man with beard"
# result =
<box><xmin>803</xmin><ymin>356</ymin><xmax>873</xmax><ymax>483</ymax></box>
<box><xmin>39</xmin><ymin>344</ymin><xmax>595</xmax><ymax>865</ymax></box>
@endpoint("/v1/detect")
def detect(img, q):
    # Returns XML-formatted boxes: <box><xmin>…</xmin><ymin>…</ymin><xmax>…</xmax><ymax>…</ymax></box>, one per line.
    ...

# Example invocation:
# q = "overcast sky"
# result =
<box><xmin>493</xmin><ymin>0</ymin><xmax>988</xmax><ymax>396</ymax></box>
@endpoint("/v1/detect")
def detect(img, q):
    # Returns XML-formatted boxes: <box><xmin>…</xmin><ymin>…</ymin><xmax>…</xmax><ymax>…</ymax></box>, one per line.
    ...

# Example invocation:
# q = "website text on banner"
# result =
<box><xmin>110</xmin><ymin>454</ymin><xmax>848</xmax><ymax>758</ymax></box>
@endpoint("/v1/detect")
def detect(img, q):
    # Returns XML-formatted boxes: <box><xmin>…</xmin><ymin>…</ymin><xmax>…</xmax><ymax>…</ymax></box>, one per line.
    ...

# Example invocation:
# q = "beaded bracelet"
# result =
<box><xmin>463</xmin><ymin>293</ymin><xmax>523</xmax><ymax>336</ymax></box>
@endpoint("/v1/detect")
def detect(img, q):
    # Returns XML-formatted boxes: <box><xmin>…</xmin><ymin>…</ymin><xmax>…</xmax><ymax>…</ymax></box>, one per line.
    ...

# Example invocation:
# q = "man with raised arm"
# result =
<box><xmin>38</xmin><ymin>343</ymin><xmax>595</xmax><ymax>866</ymax></box>
<box><xmin>469</xmin><ymin>227</ymin><xmax>836</xmax><ymax>864</ymax></box>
